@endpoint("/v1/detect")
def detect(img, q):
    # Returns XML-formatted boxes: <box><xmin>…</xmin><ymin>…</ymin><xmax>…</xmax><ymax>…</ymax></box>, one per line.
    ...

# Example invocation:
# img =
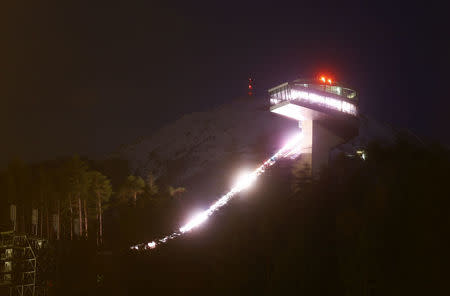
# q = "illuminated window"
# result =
<box><xmin>333</xmin><ymin>86</ymin><xmax>342</xmax><ymax>96</ymax></box>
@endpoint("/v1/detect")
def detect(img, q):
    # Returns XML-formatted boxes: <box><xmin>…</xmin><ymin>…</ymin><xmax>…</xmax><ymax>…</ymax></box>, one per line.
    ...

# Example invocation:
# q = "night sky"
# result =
<box><xmin>3</xmin><ymin>1</ymin><xmax>449</xmax><ymax>166</ymax></box>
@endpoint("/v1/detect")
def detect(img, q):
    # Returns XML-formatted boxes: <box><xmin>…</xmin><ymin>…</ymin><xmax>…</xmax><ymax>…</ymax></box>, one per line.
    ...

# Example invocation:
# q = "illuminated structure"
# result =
<box><xmin>0</xmin><ymin>231</ymin><xmax>47</xmax><ymax>296</ymax></box>
<box><xmin>129</xmin><ymin>76</ymin><xmax>359</xmax><ymax>251</ymax></box>
<box><xmin>269</xmin><ymin>76</ymin><xmax>359</xmax><ymax>175</ymax></box>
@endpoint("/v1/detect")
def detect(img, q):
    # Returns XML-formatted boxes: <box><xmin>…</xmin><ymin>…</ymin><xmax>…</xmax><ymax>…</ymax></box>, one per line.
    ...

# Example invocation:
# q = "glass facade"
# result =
<box><xmin>269</xmin><ymin>79</ymin><xmax>358</xmax><ymax>116</ymax></box>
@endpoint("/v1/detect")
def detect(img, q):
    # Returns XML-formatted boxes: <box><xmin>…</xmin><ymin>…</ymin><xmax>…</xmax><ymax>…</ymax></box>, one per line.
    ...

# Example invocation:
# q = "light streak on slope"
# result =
<box><xmin>130</xmin><ymin>132</ymin><xmax>303</xmax><ymax>251</ymax></box>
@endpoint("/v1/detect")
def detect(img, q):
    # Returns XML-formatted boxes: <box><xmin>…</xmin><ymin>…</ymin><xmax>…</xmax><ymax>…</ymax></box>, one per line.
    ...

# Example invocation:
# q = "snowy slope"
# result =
<box><xmin>115</xmin><ymin>97</ymin><xmax>298</xmax><ymax>190</ymax></box>
<box><xmin>114</xmin><ymin>97</ymin><xmax>404</xmax><ymax>202</ymax></box>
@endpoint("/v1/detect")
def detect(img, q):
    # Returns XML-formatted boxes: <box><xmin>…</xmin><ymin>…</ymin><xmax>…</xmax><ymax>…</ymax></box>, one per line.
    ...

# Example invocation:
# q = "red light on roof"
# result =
<box><xmin>248</xmin><ymin>84</ymin><xmax>252</xmax><ymax>89</ymax></box>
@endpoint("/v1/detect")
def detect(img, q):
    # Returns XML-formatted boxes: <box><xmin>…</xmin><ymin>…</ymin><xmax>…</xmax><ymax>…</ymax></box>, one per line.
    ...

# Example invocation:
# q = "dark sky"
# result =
<box><xmin>2</xmin><ymin>1</ymin><xmax>449</xmax><ymax>165</ymax></box>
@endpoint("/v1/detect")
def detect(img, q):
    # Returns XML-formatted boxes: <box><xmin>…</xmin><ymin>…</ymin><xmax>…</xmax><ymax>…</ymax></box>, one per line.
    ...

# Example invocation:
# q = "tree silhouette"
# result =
<box><xmin>168</xmin><ymin>186</ymin><xmax>186</xmax><ymax>198</ymax></box>
<box><xmin>120</xmin><ymin>175</ymin><xmax>145</xmax><ymax>206</ymax></box>
<box><xmin>5</xmin><ymin>158</ymin><xmax>31</xmax><ymax>232</ymax></box>
<box><xmin>65</xmin><ymin>155</ymin><xmax>90</xmax><ymax>238</ymax></box>
<box><xmin>88</xmin><ymin>171</ymin><xmax>112</xmax><ymax>246</ymax></box>
<box><xmin>146</xmin><ymin>173</ymin><xmax>159</xmax><ymax>197</ymax></box>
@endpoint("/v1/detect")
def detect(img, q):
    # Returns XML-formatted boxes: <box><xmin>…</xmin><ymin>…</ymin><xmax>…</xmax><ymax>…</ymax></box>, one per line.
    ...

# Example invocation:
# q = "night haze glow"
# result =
<box><xmin>130</xmin><ymin>131</ymin><xmax>304</xmax><ymax>251</ymax></box>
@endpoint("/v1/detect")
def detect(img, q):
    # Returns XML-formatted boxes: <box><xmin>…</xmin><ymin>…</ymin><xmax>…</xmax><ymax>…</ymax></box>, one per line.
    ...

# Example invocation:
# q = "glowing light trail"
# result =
<box><xmin>130</xmin><ymin>132</ymin><xmax>303</xmax><ymax>251</ymax></box>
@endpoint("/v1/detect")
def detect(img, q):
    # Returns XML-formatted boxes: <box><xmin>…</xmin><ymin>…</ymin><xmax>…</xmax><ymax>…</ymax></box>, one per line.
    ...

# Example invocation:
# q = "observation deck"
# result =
<box><xmin>269</xmin><ymin>77</ymin><xmax>360</xmax><ymax>175</ymax></box>
<box><xmin>269</xmin><ymin>78</ymin><xmax>358</xmax><ymax>121</ymax></box>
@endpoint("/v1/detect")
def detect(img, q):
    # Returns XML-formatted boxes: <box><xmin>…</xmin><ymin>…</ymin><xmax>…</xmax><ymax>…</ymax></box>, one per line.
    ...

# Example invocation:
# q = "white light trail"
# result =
<box><xmin>179</xmin><ymin>211</ymin><xmax>209</xmax><ymax>233</ymax></box>
<box><xmin>232</xmin><ymin>170</ymin><xmax>257</xmax><ymax>191</ymax></box>
<box><xmin>130</xmin><ymin>132</ymin><xmax>303</xmax><ymax>251</ymax></box>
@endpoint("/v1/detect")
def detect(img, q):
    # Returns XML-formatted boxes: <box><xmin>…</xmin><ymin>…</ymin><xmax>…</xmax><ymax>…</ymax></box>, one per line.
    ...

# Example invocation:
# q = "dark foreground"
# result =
<box><xmin>49</xmin><ymin>141</ymin><xmax>450</xmax><ymax>296</ymax></box>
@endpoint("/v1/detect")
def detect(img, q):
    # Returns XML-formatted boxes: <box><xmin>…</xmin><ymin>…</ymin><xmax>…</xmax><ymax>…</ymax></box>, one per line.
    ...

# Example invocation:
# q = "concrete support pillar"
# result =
<box><xmin>297</xmin><ymin>119</ymin><xmax>313</xmax><ymax>175</ymax></box>
<box><xmin>297</xmin><ymin>119</ymin><xmax>346</xmax><ymax>176</ymax></box>
<box><xmin>312</xmin><ymin>121</ymin><xmax>345</xmax><ymax>175</ymax></box>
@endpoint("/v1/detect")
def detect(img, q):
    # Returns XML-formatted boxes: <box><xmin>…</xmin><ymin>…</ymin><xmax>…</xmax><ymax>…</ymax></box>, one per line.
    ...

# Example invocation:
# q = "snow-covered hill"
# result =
<box><xmin>114</xmin><ymin>97</ymin><xmax>298</xmax><ymax>193</ymax></box>
<box><xmin>113</xmin><ymin>97</ymin><xmax>402</xmax><ymax>203</ymax></box>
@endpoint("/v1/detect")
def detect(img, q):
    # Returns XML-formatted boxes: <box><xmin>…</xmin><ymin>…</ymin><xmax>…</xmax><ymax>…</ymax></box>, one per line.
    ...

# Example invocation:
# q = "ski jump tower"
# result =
<box><xmin>269</xmin><ymin>76</ymin><xmax>359</xmax><ymax>175</ymax></box>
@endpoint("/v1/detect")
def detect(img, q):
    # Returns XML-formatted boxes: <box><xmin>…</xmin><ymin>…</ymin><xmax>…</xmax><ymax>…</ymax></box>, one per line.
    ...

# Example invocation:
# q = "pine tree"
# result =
<box><xmin>88</xmin><ymin>171</ymin><xmax>112</xmax><ymax>246</ymax></box>
<box><xmin>119</xmin><ymin>175</ymin><xmax>145</xmax><ymax>205</ymax></box>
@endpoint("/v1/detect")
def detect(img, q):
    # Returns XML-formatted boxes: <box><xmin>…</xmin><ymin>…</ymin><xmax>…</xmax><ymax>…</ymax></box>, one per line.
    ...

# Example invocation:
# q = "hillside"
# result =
<box><xmin>114</xmin><ymin>98</ymin><xmax>297</xmax><ymax>194</ymax></box>
<box><xmin>113</xmin><ymin>97</ymin><xmax>398</xmax><ymax>203</ymax></box>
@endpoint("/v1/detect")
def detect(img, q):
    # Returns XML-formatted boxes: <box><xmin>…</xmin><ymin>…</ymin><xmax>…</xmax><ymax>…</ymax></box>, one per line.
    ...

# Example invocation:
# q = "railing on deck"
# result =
<box><xmin>269</xmin><ymin>84</ymin><xmax>358</xmax><ymax>116</ymax></box>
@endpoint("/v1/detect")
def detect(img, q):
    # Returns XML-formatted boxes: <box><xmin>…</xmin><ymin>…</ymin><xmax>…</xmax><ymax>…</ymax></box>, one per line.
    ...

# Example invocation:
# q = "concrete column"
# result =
<box><xmin>297</xmin><ymin>119</ymin><xmax>313</xmax><ymax>174</ymax></box>
<box><xmin>311</xmin><ymin>120</ymin><xmax>345</xmax><ymax>176</ymax></box>
<box><xmin>297</xmin><ymin>119</ymin><xmax>347</xmax><ymax>176</ymax></box>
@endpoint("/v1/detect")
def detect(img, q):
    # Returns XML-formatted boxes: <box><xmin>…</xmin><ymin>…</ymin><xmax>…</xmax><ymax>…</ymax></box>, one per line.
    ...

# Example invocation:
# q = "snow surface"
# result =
<box><xmin>115</xmin><ymin>98</ymin><xmax>298</xmax><ymax>190</ymax></box>
<box><xmin>113</xmin><ymin>97</ymin><xmax>399</xmax><ymax>201</ymax></box>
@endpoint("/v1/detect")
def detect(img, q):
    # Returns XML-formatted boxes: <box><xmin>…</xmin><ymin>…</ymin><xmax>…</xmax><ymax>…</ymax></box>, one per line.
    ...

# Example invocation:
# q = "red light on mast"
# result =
<box><xmin>248</xmin><ymin>77</ymin><xmax>254</xmax><ymax>96</ymax></box>
<box><xmin>319</xmin><ymin>75</ymin><xmax>334</xmax><ymax>85</ymax></box>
